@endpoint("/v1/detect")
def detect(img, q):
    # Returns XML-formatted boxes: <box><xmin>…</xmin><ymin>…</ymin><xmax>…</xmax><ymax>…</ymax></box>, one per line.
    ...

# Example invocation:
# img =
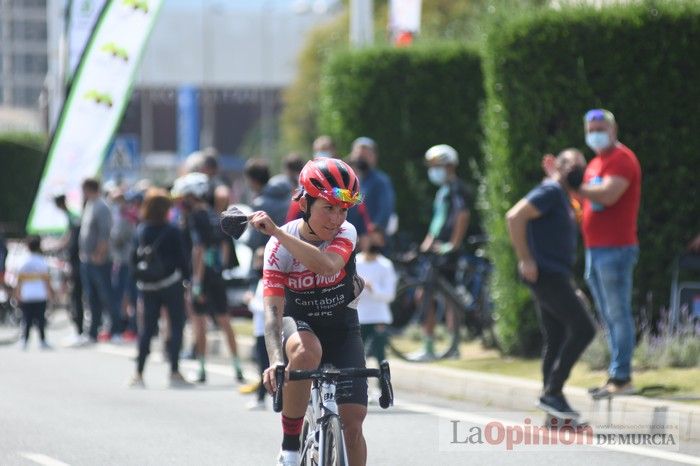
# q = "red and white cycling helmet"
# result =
<box><xmin>296</xmin><ymin>158</ymin><xmax>362</xmax><ymax>209</ymax></box>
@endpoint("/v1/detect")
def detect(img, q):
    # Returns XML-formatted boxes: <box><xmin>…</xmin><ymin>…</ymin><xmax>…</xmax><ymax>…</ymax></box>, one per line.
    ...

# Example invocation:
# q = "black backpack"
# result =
<box><xmin>134</xmin><ymin>227</ymin><xmax>168</xmax><ymax>283</ymax></box>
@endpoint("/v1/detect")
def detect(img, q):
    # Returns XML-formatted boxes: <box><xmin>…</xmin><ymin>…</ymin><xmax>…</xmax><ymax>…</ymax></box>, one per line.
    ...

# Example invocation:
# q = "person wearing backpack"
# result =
<box><xmin>128</xmin><ymin>188</ymin><xmax>192</xmax><ymax>388</ymax></box>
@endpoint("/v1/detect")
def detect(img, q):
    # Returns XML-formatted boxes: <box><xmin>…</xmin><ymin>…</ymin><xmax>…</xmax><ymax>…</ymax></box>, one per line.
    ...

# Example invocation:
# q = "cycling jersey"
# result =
<box><xmin>263</xmin><ymin>219</ymin><xmax>359</xmax><ymax>329</ymax></box>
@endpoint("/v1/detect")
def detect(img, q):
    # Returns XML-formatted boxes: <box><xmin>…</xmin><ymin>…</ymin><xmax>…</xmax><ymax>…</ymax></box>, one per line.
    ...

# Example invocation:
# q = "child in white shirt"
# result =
<box><xmin>14</xmin><ymin>236</ymin><xmax>54</xmax><ymax>349</ymax></box>
<box><xmin>356</xmin><ymin>230</ymin><xmax>397</xmax><ymax>364</ymax></box>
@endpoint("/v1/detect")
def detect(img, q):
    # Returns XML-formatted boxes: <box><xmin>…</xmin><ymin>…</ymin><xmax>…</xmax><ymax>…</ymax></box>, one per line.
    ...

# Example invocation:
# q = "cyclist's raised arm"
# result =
<box><xmin>250</xmin><ymin>210</ymin><xmax>353</xmax><ymax>276</ymax></box>
<box><xmin>273</xmin><ymin>227</ymin><xmax>346</xmax><ymax>276</ymax></box>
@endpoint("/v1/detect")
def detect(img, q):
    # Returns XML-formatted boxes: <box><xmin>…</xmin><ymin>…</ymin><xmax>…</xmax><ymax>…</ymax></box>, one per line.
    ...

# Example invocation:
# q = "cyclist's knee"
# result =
<box><xmin>286</xmin><ymin>333</ymin><xmax>321</xmax><ymax>369</ymax></box>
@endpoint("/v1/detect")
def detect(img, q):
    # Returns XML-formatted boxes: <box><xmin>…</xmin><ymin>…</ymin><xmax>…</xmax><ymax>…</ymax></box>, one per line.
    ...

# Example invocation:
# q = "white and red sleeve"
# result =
<box><xmin>325</xmin><ymin>221</ymin><xmax>357</xmax><ymax>263</ymax></box>
<box><xmin>263</xmin><ymin>236</ymin><xmax>290</xmax><ymax>297</ymax></box>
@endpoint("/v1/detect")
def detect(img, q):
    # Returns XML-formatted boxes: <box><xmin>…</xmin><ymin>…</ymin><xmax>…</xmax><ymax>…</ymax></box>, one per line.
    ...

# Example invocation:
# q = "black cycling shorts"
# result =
<box><xmin>193</xmin><ymin>266</ymin><xmax>228</xmax><ymax>316</ymax></box>
<box><xmin>282</xmin><ymin>316</ymin><xmax>368</xmax><ymax>406</ymax></box>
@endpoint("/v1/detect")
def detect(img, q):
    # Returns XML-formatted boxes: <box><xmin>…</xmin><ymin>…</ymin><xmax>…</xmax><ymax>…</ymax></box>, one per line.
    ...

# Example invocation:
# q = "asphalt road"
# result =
<box><xmin>1</xmin><ymin>323</ymin><xmax>699</xmax><ymax>466</ymax></box>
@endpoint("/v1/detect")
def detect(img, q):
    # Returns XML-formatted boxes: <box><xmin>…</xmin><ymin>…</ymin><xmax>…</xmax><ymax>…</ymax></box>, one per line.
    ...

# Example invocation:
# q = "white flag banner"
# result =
<box><xmin>68</xmin><ymin>0</ymin><xmax>108</xmax><ymax>80</ymax></box>
<box><xmin>389</xmin><ymin>0</ymin><xmax>422</xmax><ymax>33</ymax></box>
<box><xmin>27</xmin><ymin>0</ymin><xmax>164</xmax><ymax>234</ymax></box>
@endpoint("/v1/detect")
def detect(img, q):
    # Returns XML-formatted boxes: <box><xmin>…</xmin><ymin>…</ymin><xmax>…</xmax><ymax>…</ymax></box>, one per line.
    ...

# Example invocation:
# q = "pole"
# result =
<box><xmin>350</xmin><ymin>0</ymin><xmax>373</xmax><ymax>47</ymax></box>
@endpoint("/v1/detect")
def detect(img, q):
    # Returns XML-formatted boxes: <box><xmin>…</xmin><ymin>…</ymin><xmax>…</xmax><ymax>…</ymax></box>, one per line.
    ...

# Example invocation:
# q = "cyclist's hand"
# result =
<box><xmin>249</xmin><ymin>211</ymin><xmax>279</xmax><ymax>237</ymax></box>
<box><xmin>263</xmin><ymin>362</ymin><xmax>287</xmax><ymax>394</ymax></box>
<box><xmin>518</xmin><ymin>259</ymin><xmax>538</xmax><ymax>283</ymax></box>
<box><xmin>434</xmin><ymin>242</ymin><xmax>454</xmax><ymax>255</ymax></box>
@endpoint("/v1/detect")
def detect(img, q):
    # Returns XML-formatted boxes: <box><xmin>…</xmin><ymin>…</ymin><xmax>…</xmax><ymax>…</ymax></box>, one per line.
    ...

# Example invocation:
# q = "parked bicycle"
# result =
<box><xmin>272</xmin><ymin>361</ymin><xmax>394</xmax><ymax>466</ymax></box>
<box><xmin>388</xmin><ymin>235</ymin><xmax>497</xmax><ymax>361</ymax></box>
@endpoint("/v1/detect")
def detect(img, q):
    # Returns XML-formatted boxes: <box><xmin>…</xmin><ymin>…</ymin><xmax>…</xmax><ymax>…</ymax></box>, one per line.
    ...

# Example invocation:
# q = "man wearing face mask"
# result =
<box><xmin>347</xmin><ymin>137</ymin><xmax>396</xmax><ymax>244</ymax></box>
<box><xmin>506</xmin><ymin>149</ymin><xmax>596</xmax><ymax>418</ymax></box>
<box><xmin>576</xmin><ymin>109</ymin><xmax>641</xmax><ymax>398</ymax></box>
<box><xmin>412</xmin><ymin>144</ymin><xmax>473</xmax><ymax>360</ymax></box>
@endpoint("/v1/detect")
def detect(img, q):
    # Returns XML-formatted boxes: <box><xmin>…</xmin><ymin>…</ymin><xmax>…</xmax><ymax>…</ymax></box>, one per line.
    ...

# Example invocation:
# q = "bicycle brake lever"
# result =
<box><xmin>378</xmin><ymin>360</ymin><xmax>394</xmax><ymax>409</ymax></box>
<box><xmin>272</xmin><ymin>364</ymin><xmax>286</xmax><ymax>413</ymax></box>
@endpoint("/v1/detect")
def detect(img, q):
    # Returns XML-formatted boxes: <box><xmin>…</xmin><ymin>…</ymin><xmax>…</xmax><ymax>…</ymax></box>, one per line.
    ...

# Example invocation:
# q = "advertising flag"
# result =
<box><xmin>27</xmin><ymin>0</ymin><xmax>164</xmax><ymax>234</ymax></box>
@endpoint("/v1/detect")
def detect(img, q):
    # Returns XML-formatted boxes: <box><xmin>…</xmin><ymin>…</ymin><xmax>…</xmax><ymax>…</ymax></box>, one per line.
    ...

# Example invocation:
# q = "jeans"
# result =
<box><xmin>69</xmin><ymin>260</ymin><xmax>84</xmax><ymax>335</ymax></box>
<box><xmin>584</xmin><ymin>246</ymin><xmax>639</xmax><ymax>381</ymax></box>
<box><xmin>81</xmin><ymin>261</ymin><xmax>121</xmax><ymax>339</ymax></box>
<box><xmin>528</xmin><ymin>272</ymin><xmax>596</xmax><ymax>395</ymax></box>
<box><xmin>138</xmin><ymin>282</ymin><xmax>186</xmax><ymax>374</ymax></box>
<box><xmin>112</xmin><ymin>262</ymin><xmax>137</xmax><ymax>333</ymax></box>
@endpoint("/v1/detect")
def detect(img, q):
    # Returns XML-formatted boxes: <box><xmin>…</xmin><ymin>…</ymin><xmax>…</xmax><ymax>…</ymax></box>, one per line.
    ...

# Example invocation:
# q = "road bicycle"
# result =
<box><xmin>388</xmin><ymin>235</ymin><xmax>497</xmax><ymax>361</ymax></box>
<box><xmin>273</xmin><ymin>361</ymin><xmax>394</xmax><ymax>466</ymax></box>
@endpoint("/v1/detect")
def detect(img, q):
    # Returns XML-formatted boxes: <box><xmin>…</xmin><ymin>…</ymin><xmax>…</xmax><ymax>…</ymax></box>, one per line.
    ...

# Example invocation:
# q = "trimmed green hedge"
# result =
<box><xmin>319</xmin><ymin>44</ymin><xmax>485</xmax><ymax>238</ymax></box>
<box><xmin>482</xmin><ymin>1</ymin><xmax>700</xmax><ymax>355</ymax></box>
<box><xmin>0</xmin><ymin>133</ymin><xmax>47</xmax><ymax>236</ymax></box>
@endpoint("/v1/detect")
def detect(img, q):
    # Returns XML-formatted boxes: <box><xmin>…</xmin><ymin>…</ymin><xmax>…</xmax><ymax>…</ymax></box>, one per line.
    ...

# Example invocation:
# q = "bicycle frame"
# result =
<box><xmin>300</xmin><ymin>377</ymin><xmax>349</xmax><ymax>465</ymax></box>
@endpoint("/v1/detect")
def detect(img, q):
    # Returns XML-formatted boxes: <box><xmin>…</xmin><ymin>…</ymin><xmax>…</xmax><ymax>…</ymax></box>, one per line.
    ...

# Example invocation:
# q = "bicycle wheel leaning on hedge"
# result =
<box><xmin>387</xmin><ymin>280</ymin><xmax>461</xmax><ymax>361</ymax></box>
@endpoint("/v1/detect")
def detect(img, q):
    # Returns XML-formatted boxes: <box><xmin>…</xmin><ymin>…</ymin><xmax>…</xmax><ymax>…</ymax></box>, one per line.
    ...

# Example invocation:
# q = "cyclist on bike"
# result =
<box><xmin>415</xmin><ymin>144</ymin><xmax>475</xmax><ymax>360</ymax></box>
<box><xmin>250</xmin><ymin>158</ymin><xmax>367</xmax><ymax>466</ymax></box>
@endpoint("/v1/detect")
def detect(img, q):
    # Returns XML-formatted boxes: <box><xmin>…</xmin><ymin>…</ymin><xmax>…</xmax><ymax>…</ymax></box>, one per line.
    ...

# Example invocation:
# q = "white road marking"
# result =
<box><xmin>20</xmin><ymin>452</ymin><xmax>71</xmax><ymax>466</ymax></box>
<box><xmin>396</xmin><ymin>400</ymin><xmax>700</xmax><ymax>465</ymax></box>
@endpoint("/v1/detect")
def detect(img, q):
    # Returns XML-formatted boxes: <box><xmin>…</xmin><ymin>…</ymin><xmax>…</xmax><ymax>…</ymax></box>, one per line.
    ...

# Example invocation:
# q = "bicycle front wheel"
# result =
<box><xmin>300</xmin><ymin>404</ymin><xmax>318</xmax><ymax>466</ymax></box>
<box><xmin>388</xmin><ymin>282</ymin><xmax>461</xmax><ymax>361</ymax></box>
<box><xmin>321</xmin><ymin>415</ymin><xmax>346</xmax><ymax>466</ymax></box>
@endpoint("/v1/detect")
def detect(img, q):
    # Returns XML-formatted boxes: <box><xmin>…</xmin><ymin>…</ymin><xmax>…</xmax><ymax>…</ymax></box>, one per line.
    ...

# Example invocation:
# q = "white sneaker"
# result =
<box><xmin>127</xmin><ymin>374</ymin><xmax>145</xmax><ymax>388</ymax></box>
<box><xmin>246</xmin><ymin>399</ymin><xmax>266</xmax><ymax>411</ymax></box>
<box><xmin>40</xmin><ymin>341</ymin><xmax>53</xmax><ymax>351</ymax></box>
<box><xmin>65</xmin><ymin>334</ymin><xmax>92</xmax><ymax>347</ymax></box>
<box><xmin>276</xmin><ymin>450</ymin><xmax>300</xmax><ymax>466</ymax></box>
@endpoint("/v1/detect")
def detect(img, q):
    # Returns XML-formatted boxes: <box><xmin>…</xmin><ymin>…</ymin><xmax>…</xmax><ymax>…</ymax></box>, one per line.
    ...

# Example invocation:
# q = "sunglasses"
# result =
<box><xmin>584</xmin><ymin>109</ymin><xmax>615</xmax><ymax>123</ymax></box>
<box><xmin>329</xmin><ymin>187</ymin><xmax>363</xmax><ymax>205</ymax></box>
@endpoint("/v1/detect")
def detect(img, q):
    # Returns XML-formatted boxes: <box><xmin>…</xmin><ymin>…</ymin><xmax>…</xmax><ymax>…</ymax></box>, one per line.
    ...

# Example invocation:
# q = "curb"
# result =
<box><xmin>203</xmin><ymin>332</ymin><xmax>700</xmax><ymax>441</ymax></box>
<box><xmin>388</xmin><ymin>359</ymin><xmax>700</xmax><ymax>441</ymax></box>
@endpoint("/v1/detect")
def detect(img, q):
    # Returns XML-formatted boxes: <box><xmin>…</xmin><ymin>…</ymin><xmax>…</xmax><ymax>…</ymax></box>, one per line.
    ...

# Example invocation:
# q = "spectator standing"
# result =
<box><xmin>414</xmin><ymin>144</ymin><xmax>473</xmax><ymax>360</ymax></box>
<box><xmin>506</xmin><ymin>149</ymin><xmax>596</xmax><ymax>417</ymax></box>
<box><xmin>347</xmin><ymin>137</ymin><xmax>396</xmax><ymax>237</ymax></box>
<box><xmin>241</xmin><ymin>273</ymin><xmax>269</xmax><ymax>410</ymax></box>
<box><xmin>312</xmin><ymin>135</ymin><xmax>337</xmax><ymax>159</ymax></box>
<box><xmin>14</xmin><ymin>236</ymin><xmax>54</xmax><ymax>350</ymax></box>
<box><xmin>171</xmin><ymin>173</ymin><xmax>245</xmax><ymax>384</ymax></box>
<box><xmin>79</xmin><ymin>178</ymin><xmax>121</xmax><ymax>342</ymax></box>
<box><xmin>128</xmin><ymin>188</ymin><xmax>192</xmax><ymax>388</ymax></box>
<box><xmin>53</xmin><ymin>194</ymin><xmax>85</xmax><ymax>343</ymax></box>
<box><xmin>356</xmin><ymin>229</ymin><xmax>397</xmax><ymax>367</ymax></box>
<box><xmin>241</xmin><ymin>158</ymin><xmax>290</xmax><ymax>270</ymax></box>
<box><xmin>578</xmin><ymin>109</ymin><xmax>641</xmax><ymax>396</ymax></box>
<box><xmin>110</xmin><ymin>189</ymin><xmax>137</xmax><ymax>342</ymax></box>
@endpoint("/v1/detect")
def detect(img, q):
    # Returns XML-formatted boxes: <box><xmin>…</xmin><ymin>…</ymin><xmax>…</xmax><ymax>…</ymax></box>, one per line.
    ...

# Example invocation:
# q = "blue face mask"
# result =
<box><xmin>428</xmin><ymin>166</ymin><xmax>447</xmax><ymax>186</ymax></box>
<box><xmin>585</xmin><ymin>131</ymin><xmax>611</xmax><ymax>152</ymax></box>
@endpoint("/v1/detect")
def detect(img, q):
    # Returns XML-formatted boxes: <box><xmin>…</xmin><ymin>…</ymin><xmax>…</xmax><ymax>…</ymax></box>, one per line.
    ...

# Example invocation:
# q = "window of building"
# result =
<box><xmin>10</xmin><ymin>0</ymin><xmax>46</xmax><ymax>9</ymax></box>
<box><xmin>12</xmin><ymin>86</ymin><xmax>41</xmax><ymax>107</ymax></box>
<box><xmin>11</xmin><ymin>20</ymin><xmax>47</xmax><ymax>41</ymax></box>
<box><xmin>11</xmin><ymin>53</ymin><xmax>46</xmax><ymax>74</ymax></box>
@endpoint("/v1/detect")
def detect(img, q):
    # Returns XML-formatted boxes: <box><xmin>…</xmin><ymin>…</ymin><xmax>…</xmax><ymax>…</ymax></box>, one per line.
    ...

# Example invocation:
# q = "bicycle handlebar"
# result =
<box><xmin>272</xmin><ymin>361</ymin><xmax>394</xmax><ymax>412</ymax></box>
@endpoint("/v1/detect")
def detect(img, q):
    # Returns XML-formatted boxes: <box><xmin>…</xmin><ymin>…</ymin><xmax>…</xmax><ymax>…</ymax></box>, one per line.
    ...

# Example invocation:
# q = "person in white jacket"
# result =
<box><xmin>356</xmin><ymin>229</ymin><xmax>397</xmax><ymax>365</ymax></box>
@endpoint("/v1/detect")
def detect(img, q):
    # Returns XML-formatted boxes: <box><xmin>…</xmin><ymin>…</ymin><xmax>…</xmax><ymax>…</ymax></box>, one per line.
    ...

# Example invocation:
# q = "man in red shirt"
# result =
<box><xmin>578</xmin><ymin>109</ymin><xmax>641</xmax><ymax>397</ymax></box>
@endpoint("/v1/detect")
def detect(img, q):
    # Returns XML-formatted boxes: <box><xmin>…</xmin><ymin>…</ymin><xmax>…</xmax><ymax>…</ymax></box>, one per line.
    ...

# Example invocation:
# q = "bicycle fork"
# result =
<box><xmin>306</xmin><ymin>381</ymin><xmax>349</xmax><ymax>465</ymax></box>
